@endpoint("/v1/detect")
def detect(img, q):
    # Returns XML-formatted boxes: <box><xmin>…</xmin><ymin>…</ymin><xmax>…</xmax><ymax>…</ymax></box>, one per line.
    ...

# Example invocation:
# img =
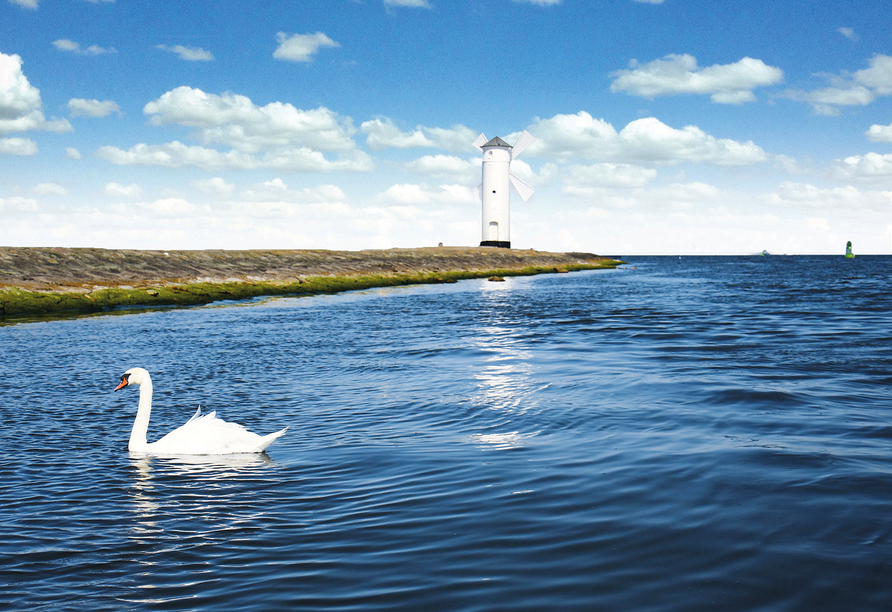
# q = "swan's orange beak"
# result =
<box><xmin>114</xmin><ymin>375</ymin><xmax>130</xmax><ymax>392</ymax></box>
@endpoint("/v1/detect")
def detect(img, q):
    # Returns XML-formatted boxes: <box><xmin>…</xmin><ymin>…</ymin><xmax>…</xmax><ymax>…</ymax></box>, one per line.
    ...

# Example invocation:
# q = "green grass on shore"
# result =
<box><xmin>0</xmin><ymin>262</ymin><xmax>619</xmax><ymax>319</ymax></box>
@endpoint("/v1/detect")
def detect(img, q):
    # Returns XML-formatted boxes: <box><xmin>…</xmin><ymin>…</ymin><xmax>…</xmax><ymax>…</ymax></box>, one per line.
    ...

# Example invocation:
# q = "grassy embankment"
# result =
<box><xmin>0</xmin><ymin>247</ymin><xmax>623</xmax><ymax>318</ymax></box>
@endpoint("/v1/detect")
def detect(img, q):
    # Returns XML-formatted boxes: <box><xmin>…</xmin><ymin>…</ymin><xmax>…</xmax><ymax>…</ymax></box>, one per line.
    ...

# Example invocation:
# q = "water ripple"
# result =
<box><xmin>1</xmin><ymin>257</ymin><xmax>891</xmax><ymax>611</ymax></box>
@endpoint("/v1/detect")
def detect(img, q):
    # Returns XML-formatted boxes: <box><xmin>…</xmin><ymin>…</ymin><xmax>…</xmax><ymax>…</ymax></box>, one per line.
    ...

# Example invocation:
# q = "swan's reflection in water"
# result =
<box><xmin>125</xmin><ymin>451</ymin><xmax>279</xmax><ymax>595</ymax></box>
<box><xmin>127</xmin><ymin>452</ymin><xmax>275</xmax><ymax>528</ymax></box>
<box><xmin>131</xmin><ymin>451</ymin><xmax>273</xmax><ymax>474</ymax></box>
<box><xmin>122</xmin><ymin>452</ymin><xmax>281</xmax><ymax>605</ymax></box>
<box><xmin>129</xmin><ymin>456</ymin><xmax>161</xmax><ymax>533</ymax></box>
<box><xmin>130</xmin><ymin>453</ymin><xmax>273</xmax><ymax>539</ymax></box>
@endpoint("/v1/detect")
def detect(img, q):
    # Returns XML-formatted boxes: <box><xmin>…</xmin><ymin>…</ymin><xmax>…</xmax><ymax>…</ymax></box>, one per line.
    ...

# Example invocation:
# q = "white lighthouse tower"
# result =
<box><xmin>473</xmin><ymin>130</ymin><xmax>536</xmax><ymax>248</ymax></box>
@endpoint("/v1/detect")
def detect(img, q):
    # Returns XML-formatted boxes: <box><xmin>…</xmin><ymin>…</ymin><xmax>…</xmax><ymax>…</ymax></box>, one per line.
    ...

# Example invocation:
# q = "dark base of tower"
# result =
<box><xmin>480</xmin><ymin>241</ymin><xmax>511</xmax><ymax>248</ymax></box>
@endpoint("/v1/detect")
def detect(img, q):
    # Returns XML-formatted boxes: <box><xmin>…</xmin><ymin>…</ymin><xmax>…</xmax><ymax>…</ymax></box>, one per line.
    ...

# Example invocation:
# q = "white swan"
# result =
<box><xmin>114</xmin><ymin>367</ymin><xmax>287</xmax><ymax>455</ymax></box>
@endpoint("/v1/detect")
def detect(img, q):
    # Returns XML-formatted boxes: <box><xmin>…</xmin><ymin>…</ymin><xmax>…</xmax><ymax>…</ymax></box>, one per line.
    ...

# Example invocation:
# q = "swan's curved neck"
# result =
<box><xmin>129</xmin><ymin>380</ymin><xmax>153</xmax><ymax>452</ymax></box>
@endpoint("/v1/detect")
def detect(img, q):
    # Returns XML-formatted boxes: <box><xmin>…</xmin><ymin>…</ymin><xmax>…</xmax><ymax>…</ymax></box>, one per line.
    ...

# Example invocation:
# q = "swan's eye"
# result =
<box><xmin>121</xmin><ymin>373</ymin><xmax>131</xmax><ymax>383</ymax></box>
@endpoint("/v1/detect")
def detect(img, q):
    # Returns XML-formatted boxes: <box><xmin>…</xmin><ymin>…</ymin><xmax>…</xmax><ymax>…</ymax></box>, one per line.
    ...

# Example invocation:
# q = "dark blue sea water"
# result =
<box><xmin>1</xmin><ymin>256</ymin><xmax>890</xmax><ymax>612</ymax></box>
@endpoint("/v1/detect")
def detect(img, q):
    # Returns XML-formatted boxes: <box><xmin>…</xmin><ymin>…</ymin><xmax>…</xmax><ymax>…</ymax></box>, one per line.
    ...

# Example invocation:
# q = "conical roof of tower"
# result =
<box><xmin>482</xmin><ymin>136</ymin><xmax>512</xmax><ymax>148</ymax></box>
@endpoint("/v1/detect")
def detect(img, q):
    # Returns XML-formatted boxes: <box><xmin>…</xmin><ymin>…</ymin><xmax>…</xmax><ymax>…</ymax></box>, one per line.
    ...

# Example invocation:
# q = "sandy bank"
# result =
<box><xmin>0</xmin><ymin>246</ymin><xmax>622</xmax><ymax>317</ymax></box>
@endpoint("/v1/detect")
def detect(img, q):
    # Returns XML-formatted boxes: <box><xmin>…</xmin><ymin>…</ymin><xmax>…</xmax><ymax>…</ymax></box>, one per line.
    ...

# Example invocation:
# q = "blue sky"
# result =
<box><xmin>2</xmin><ymin>0</ymin><xmax>891</xmax><ymax>254</ymax></box>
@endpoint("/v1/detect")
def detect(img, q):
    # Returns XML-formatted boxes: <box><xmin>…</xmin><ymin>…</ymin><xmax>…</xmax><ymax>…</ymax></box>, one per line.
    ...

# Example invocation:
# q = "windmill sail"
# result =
<box><xmin>509</xmin><ymin>173</ymin><xmax>535</xmax><ymax>201</ymax></box>
<box><xmin>472</xmin><ymin>133</ymin><xmax>488</xmax><ymax>151</ymax></box>
<box><xmin>511</xmin><ymin>130</ymin><xmax>535</xmax><ymax>158</ymax></box>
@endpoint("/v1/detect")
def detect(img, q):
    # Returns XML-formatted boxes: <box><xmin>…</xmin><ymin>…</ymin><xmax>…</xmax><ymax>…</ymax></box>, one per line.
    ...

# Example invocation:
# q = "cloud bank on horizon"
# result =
<box><xmin>1</xmin><ymin>0</ymin><xmax>891</xmax><ymax>254</ymax></box>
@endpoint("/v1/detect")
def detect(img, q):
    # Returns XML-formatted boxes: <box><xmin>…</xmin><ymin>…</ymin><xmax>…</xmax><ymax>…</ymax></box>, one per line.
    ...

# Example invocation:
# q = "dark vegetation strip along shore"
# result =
<box><xmin>0</xmin><ymin>246</ymin><xmax>622</xmax><ymax>317</ymax></box>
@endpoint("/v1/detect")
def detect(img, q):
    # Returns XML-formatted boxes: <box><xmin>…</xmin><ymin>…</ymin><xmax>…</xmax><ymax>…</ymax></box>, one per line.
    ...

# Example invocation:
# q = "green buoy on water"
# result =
<box><xmin>845</xmin><ymin>241</ymin><xmax>855</xmax><ymax>258</ymax></box>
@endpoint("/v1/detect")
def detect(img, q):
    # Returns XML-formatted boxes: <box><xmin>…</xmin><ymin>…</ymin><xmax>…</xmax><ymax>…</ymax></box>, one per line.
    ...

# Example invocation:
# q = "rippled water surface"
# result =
<box><xmin>2</xmin><ymin>256</ymin><xmax>890</xmax><ymax>611</ymax></box>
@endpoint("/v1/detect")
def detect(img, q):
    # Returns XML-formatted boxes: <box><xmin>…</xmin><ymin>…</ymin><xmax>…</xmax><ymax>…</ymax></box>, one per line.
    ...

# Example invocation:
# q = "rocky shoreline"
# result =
<box><xmin>0</xmin><ymin>246</ymin><xmax>622</xmax><ymax>318</ymax></box>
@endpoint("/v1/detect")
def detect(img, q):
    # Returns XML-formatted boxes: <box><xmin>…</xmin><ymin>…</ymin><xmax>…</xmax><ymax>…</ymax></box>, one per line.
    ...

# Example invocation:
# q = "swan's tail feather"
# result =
<box><xmin>187</xmin><ymin>405</ymin><xmax>203</xmax><ymax>423</ymax></box>
<box><xmin>257</xmin><ymin>427</ymin><xmax>288</xmax><ymax>452</ymax></box>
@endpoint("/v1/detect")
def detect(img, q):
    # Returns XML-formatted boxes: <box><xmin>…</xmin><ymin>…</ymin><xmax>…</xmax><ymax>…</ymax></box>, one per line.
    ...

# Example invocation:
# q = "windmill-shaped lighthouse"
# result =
<box><xmin>473</xmin><ymin>130</ymin><xmax>536</xmax><ymax>248</ymax></box>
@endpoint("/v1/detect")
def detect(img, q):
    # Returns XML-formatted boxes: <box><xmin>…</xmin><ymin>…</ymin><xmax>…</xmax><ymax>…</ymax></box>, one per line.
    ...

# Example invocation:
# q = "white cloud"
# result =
<box><xmin>854</xmin><ymin>54</ymin><xmax>892</xmax><ymax>92</ymax></box>
<box><xmin>263</xmin><ymin>147</ymin><xmax>374</xmax><ymax>172</ymax></box>
<box><xmin>830</xmin><ymin>152</ymin><xmax>892</xmax><ymax>181</ymax></box>
<box><xmin>610</xmin><ymin>54</ymin><xmax>783</xmax><ymax>104</ymax></box>
<box><xmin>866</xmin><ymin>123</ymin><xmax>892</xmax><ymax>142</ymax></box>
<box><xmin>361</xmin><ymin>117</ymin><xmax>477</xmax><ymax>152</ymax></box>
<box><xmin>0</xmin><ymin>52</ymin><xmax>72</xmax><ymax>135</ymax></box>
<box><xmin>384</xmin><ymin>0</ymin><xmax>433</xmax><ymax>8</ymax></box>
<box><xmin>51</xmin><ymin>39</ymin><xmax>80</xmax><ymax>52</ymax></box>
<box><xmin>363</xmin><ymin>118</ymin><xmax>431</xmax><ymax>149</ymax></box>
<box><xmin>806</xmin><ymin>217</ymin><xmax>830</xmax><ymax>231</ymax></box>
<box><xmin>838</xmin><ymin>27</ymin><xmax>858</xmax><ymax>42</ymax></box>
<box><xmin>650</xmin><ymin>181</ymin><xmax>722</xmax><ymax>205</ymax></box>
<box><xmin>783</xmin><ymin>54</ymin><xmax>892</xmax><ymax>115</ymax></box>
<box><xmin>145</xmin><ymin>198</ymin><xmax>195</xmax><ymax>216</ymax></box>
<box><xmin>156</xmin><ymin>45</ymin><xmax>214</xmax><ymax>61</ymax></box>
<box><xmin>782</xmin><ymin>86</ymin><xmax>874</xmax><ymax>116</ymax></box>
<box><xmin>0</xmin><ymin>113</ymin><xmax>70</xmax><ymax>134</ymax></box>
<box><xmin>68</xmin><ymin>98</ymin><xmax>121</xmax><ymax>117</ymax></box>
<box><xmin>511</xmin><ymin>0</ymin><xmax>561</xmax><ymax>5</ymax></box>
<box><xmin>562</xmin><ymin>163</ymin><xmax>657</xmax><ymax>190</ymax></box>
<box><xmin>437</xmin><ymin>184</ymin><xmax>477</xmax><ymax>203</ymax></box>
<box><xmin>226</xmin><ymin>199</ymin><xmax>354</xmax><ymax>220</ymax></box>
<box><xmin>52</xmin><ymin>39</ymin><xmax>80</xmax><ymax>52</ymax></box>
<box><xmin>273</xmin><ymin>32</ymin><xmax>339</xmax><ymax>63</ymax></box>
<box><xmin>52</xmin><ymin>39</ymin><xmax>117</xmax><ymax>55</ymax></box>
<box><xmin>97</xmin><ymin>141</ymin><xmax>259</xmax><ymax>171</ymax></box>
<box><xmin>772</xmin><ymin>154</ymin><xmax>807</xmax><ymax>174</ymax></box>
<box><xmin>766</xmin><ymin>182</ymin><xmax>869</xmax><ymax>208</ymax></box>
<box><xmin>0</xmin><ymin>53</ymin><xmax>41</xmax><ymax>117</ymax></box>
<box><xmin>0</xmin><ymin>196</ymin><xmax>38</xmax><ymax>213</ymax></box>
<box><xmin>33</xmin><ymin>182</ymin><xmax>68</xmax><ymax>195</ymax></box>
<box><xmin>97</xmin><ymin>141</ymin><xmax>373</xmax><ymax>173</ymax></box>
<box><xmin>143</xmin><ymin>86</ymin><xmax>358</xmax><ymax>153</ymax></box>
<box><xmin>104</xmin><ymin>182</ymin><xmax>144</xmax><ymax>198</ymax></box>
<box><xmin>375</xmin><ymin>183</ymin><xmax>476</xmax><ymax>205</ymax></box>
<box><xmin>8</xmin><ymin>0</ymin><xmax>38</xmax><ymax>9</ymax></box>
<box><xmin>527</xmin><ymin>111</ymin><xmax>767</xmax><ymax>166</ymax></box>
<box><xmin>560</xmin><ymin>181</ymin><xmax>724</xmax><ymax>216</ymax></box>
<box><xmin>399</xmin><ymin>154</ymin><xmax>479</xmax><ymax>182</ymax></box>
<box><xmin>65</xmin><ymin>147</ymin><xmax>82</xmax><ymax>159</ymax></box>
<box><xmin>111</xmin><ymin>198</ymin><xmax>198</xmax><ymax>219</ymax></box>
<box><xmin>190</xmin><ymin>177</ymin><xmax>235</xmax><ymax>198</ymax></box>
<box><xmin>0</xmin><ymin>137</ymin><xmax>37</xmax><ymax>155</ymax></box>
<box><xmin>376</xmin><ymin>184</ymin><xmax>432</xmax><ymax>204</ymax></box>
<box><xmin>507</xmin><ymin>159</ymin><xmax>558</xmax><ymax>185</ymax></box>
<box><xmin>98</xmin><ymin>86</ymin><xmax>374</xmax><ymax>173</ymax></box>
<box><xmin>238</xmin><ymin>179</ymin><xmax>346</xmax><ymax>203</ymax></box>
